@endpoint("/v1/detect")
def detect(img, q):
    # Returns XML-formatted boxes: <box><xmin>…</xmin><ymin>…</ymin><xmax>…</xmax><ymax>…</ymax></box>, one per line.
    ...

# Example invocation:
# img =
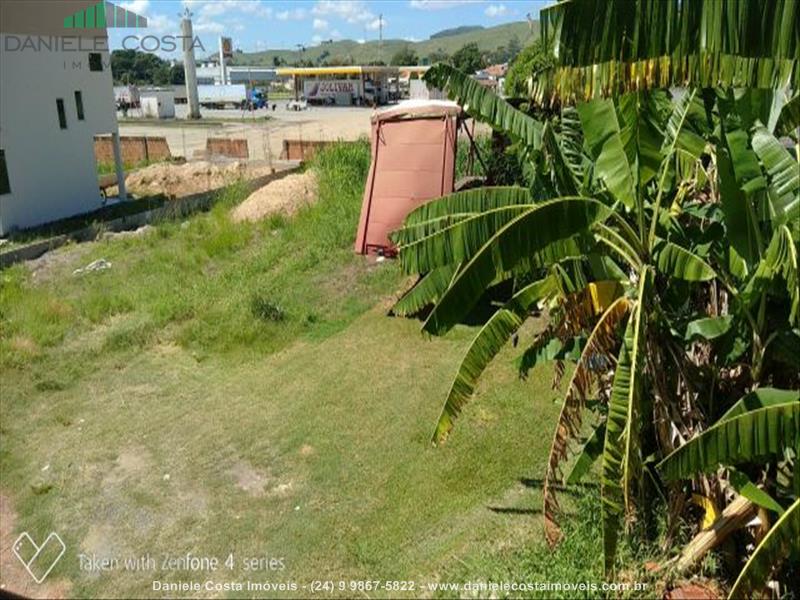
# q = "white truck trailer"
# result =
<box><xmin>197</xmin><ymin>84</ymin><xmax>247</xmax><ymax>109</ymax></box>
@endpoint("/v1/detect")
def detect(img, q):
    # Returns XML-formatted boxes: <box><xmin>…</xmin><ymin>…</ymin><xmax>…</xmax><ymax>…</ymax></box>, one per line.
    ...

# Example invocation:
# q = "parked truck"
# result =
<box><xmin>197</xmin><ymin>84</ymin><xmax>247</xmax><ymax>109</ymax></box>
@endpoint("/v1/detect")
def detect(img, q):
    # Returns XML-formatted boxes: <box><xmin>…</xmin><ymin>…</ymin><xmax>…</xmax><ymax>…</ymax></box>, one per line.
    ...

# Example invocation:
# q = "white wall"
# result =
<box><xmin>0</xmin><ymin>34</ymin><xmax>117</xmax><ymax>234</ymax></box>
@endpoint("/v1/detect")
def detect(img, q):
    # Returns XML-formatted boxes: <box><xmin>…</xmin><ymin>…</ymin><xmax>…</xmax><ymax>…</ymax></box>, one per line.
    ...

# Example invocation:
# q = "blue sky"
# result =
<box><xmin>109</xmin><ymin>0</ymin><xmax>549</xmax><ymax>57</ymax></box>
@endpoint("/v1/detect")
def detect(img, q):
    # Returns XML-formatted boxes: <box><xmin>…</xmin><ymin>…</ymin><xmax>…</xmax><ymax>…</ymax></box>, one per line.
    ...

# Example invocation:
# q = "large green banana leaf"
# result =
<box><xmin>719</xmin><ymin>110</ymin><xmax>773</xmax><ymax>266</ymax></box>
<box><xmin>419</xmin><ymin>198</ymin><xmax>610</xmax><ymax>335</ymax></box>
<box><xmin>577</xmin><ymin>99</ymin><xmax>637</xmax><ymax>209</ymax></box>
<box><xmin>544</xmin><ymin>296</ymin><xmax>631</xmax><ymax>546</ymax></box>
<box><xmin>658</xmin><ymin>401</ymin><xmax>800</xmax><ymax>481</ymax></box>
<box><xmin>424</xmin><ymin>63</ymin><xmax>542</xmax><ymax>149</ymax></box>
<box><xmin>751</xmin><ymin>126</ymin><xmax>800</xmax><ymax>225</ymax></box>
<box><xmin>540</xmin><ymin>0</ymin><xmax>799</xmax><ymax>99</ymax></box>
<box><xmin>774</xmin><ymin>93</ymin><xmax>800</xmax><ymax>138</ymax></box>
<box><xmin>393</xmin><ymin>187</ymin><xmax>533</xmax><ymax>246</ymax></box>
<box><xmin>655</xmin><ymin>241</ymin><xmax>717</xmax><ymax>281</ymax></box>
<box><xmin>727</xmin><ymin>498</ymin><xmax>800</xmax><ymax>599</ymax></box>
<box><xmin>617</xmin><ymin>91</ymin><xmax>667</xmax><ymax>189</ymax></box>
<box><xmin>391</xmin><ymin>264</ymin><xmax>460</xmax><ymax>317</ymax></box>
<box><xmin>431</xmin><ymin>275</ymin><xmax>558</xmax><ymax>445</ymax></box>
<box><xmin>398</xmin><ymin>204</ymin><xmax>538</xmax><ymax>274</ymax></box>
<box><xmin>683</xmin><ymin>315</ymin><xmax>734</xmax><ymax>341</ymax></box>
<box><xmin>601</xmin><ymin>267</ymin><xmax>652</xmax><ymax>575</ymax></box>
<box><xmin>719</xmin><ymin>388</ymin><xmax>800</xmax><ymax>421</ymax></box>
<box><xmin>741</xmin><ymin>225</ymin><xmax>799</xmax><ymax>325</ymax></box>
<box><xmin>542</xmin><ymin>121</ymin><xmax>580</xmax><ymax>196</ymax></box>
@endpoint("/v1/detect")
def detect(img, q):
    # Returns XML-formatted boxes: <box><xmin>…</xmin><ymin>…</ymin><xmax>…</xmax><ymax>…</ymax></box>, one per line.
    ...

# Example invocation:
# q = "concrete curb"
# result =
<box><xmin>0</xmin><ymin>164</ymin><xmax>302</xmax><ymax>269</ymax></box>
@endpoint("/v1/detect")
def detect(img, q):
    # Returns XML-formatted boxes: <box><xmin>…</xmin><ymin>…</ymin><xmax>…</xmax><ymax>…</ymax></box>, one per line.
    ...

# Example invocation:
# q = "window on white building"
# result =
<box><xmin>89</xmin><ymin>53</ymin><xmax>103</xmax><ymax>72</ymax></box>
<box><xmin>0</xmin><ymin>150</ymin><xmax>10</xmax><ymax>195</ymax></box>
<box><xmin>75</xmin><ymin>91</ymin><xmax>85</xmax><ymax>120</ymax></box>
<box><xmin>56</xmin><ymin>99</ymin><xmax>67</xmax><ymax>129</ymax></box>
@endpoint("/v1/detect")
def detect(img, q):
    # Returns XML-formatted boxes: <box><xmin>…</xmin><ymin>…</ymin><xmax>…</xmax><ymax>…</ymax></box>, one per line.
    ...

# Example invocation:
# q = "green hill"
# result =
<box><xmin>430</xmin><ymin>25</ymin><xmax>484</xmax><ymax>39</ymax></box>
<box><xmin>230</xmin><ymin>21</ymin><xmax>538</xmax><ymax>67</ymax></box>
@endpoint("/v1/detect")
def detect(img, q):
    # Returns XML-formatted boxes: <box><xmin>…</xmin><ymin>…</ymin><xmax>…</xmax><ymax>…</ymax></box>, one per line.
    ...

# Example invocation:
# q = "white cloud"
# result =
<box><xmin>276</xmin><ymin>8</ymin><xmax>307</xmax><ymax>21</ymax></box>
<box><xmin>365</xmin><ymin>17</ymin><xmax>385</xmax><ymax>31</ymax></box>
<box><xmin>409</xmin><ymin>0</ymin><xmax>481</xmax><ymax>9</ymax></box>
<box><xmin>119</xmin><ymin>0</ymin><xmax>150</xmax><ymax>14</ymax></box>
<box><xmin>313</xmin><ymin>18</ymin><xmax>329</xmax><ymax>31</ymax></box>
<box><xmin>311</xmin><ymin>34</ymin><xmax>323</xmax><ymax>44</ymax></box>
<box><xmin>193</xmin><ymin>15</ymin><xmax>224</xmax><ymax>33</ymax></box>
<box><xmin>330</xmin><ymin>29</ymin><xmax>342</xmax><ymax>39</ymax></box>
<box><xmin>485</xmin><ymin>3</ymin><xmax>508</xmax><ymax>17</ymax></box>
<box><xmin>313</xmin><ymin>1</ymin><xmax>374</xmax><ymax>24</ymax></box>
<box><xmin>183</xmin><ymin>0</ymin><xmax>272</xmax><ymax>19</ymax></box>
<box><xmin>146</xmin><ymin>13</ymin><xmax>176</xmax><ymax>34</ymax></box>
<box><xmin>403</xmin><ymin>36</ymin><xmax>420</xmax><ymax>42</ymax></box>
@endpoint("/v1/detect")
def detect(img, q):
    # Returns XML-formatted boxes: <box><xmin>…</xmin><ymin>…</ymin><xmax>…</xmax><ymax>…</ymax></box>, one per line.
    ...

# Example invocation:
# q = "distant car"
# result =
<box><xmin>286</xmin><ymin>99</ymin><xmax>308</xmax><ymax>111</ymax></box>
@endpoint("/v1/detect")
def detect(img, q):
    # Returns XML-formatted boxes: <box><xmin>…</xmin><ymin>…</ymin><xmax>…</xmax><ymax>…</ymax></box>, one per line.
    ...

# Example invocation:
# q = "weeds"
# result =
<box><xmin>250</xmin><ymin>293</ymin><xmax>286</xmax><ymax>322</ymax></box>
<box><xmin>0</xmin><ymin>140</ymin><xmax>399</xmax><ymax>369</ymax></box>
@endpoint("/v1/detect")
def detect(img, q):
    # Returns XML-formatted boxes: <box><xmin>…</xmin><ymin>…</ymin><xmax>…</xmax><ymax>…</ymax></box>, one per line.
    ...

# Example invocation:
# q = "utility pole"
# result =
<box><xmin>379</xmin><ymin>14</ymin><xmax>383</xmax><ymax>46</ymax></box>
<box><xmin>218</xmin><ymin>36</ymin><xmax>227</xmax><ymax>85</ymax></box>
<box><xmin>181</xmin><ymin>8</ymin><xmax>201</xmax><ymax>119</ymax></box>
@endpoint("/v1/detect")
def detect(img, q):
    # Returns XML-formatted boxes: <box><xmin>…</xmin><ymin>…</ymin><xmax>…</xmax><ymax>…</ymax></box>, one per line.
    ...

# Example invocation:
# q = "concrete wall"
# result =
<box><xmin>280</xmin><ymin>139</ymin><xmax>336</xmax><ymax>161</ymax></box>
<box><xmin>206</xmin><ymin>138</ymin><xmax>248</xmax><ymax>159</ymax></box>
<box><xmin>409</xmin><ymin>79</ymin><xmax>446</xmax><ymax>101</ymax></box>
<box><xmin>94</xmin><ymin>136</ymin><xmax>171</xmax><ymax>164</ymax></box>
<box><xmin>0</xmin><ymin>31</ymin><xmax>117</xmax><ymax>234</ymax></box>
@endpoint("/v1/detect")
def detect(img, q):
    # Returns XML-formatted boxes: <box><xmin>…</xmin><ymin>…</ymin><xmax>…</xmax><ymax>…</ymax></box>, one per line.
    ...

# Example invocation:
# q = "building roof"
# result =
<box><xmin>481</xmin><ymin>63</ymin><xmax>509</xmax><ymax>79</ymax></box>
<box><xmin>373</xmin><ymin>99</ymin><xmax>462</xmax><ymax>122</ymax></box>
<box><xmin>276</xmin><ymin>66</ymin><xmax>425</xmax><ymax>77</ymax></box>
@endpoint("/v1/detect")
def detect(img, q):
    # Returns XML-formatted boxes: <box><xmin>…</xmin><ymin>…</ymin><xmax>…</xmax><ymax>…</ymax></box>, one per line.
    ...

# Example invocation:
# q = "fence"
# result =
<box><xmin>94</xmin><ymin>136</ymin><xmax>171</xmax><ymax>164</ymax></box>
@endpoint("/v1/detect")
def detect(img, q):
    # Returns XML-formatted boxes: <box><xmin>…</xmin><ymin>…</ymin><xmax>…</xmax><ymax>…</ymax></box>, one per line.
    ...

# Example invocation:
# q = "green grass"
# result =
<box><xmin>0</xmin><ymin>141</ymin><xmax>649</xmax><ymax>598</ymax></box>
<box><xmin>96</xmin><ymin>158</ymin><xmax>164</xmax><ymax>176</ymax></box>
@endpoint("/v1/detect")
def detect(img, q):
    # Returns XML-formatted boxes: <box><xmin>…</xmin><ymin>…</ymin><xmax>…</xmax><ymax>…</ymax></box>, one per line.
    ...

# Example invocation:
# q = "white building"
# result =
<box><xmin>0</xmin><ymin>0</ymin><xmax>126</xmax><ymax>235</ymax></box>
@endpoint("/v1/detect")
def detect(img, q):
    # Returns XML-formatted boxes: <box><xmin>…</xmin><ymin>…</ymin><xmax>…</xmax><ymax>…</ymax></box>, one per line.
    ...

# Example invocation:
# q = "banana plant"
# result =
<box><xmin>391</xmin><ymin>0</ymin><xmax>799</xmax><ymax>587</ymax></box>
<box><xmin>392</xmin><ymin>63</ymin><xmax>799</xmax><ymax>577</ymax></box>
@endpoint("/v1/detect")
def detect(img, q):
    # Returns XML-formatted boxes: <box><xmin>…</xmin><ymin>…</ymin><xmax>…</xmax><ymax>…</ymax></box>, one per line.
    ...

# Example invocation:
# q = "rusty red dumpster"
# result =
<box><xmin>354</xmin><ymin>100</ymin><xmax>461</xmax><ymax>256</ymax></box>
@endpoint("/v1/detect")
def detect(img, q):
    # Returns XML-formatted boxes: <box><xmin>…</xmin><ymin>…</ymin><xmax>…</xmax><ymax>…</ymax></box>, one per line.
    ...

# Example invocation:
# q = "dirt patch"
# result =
<box><xmin>0</xmin><ymin>494</ymin><xmax>72</xmax><ymax>598</ymax></box>
<box><xmin>231</xmin><ymin>171</ymin><xmax>317</xmax><ymax>223</ymax></box>
<box><xmin>26</xmin><ymin>244</ymin><xmax>93</xmax><ymax>284</ymax></box>
<box><xmin>299</xmin><ymin>444</ymin><xmax>315</xmax><ymax>456</ymax></box>
<box><xmin>228</xmin><ymin>461</ymin><xmax>295</xmax><ymax>497</ymax></box>
<box><xmin>119</xmin><ymin>159</ymin><xmax>275</xmax><ymax>198</ymax></box>
<box><xmin>229</xmin><ymin>461</ymin><xmax>269</xmax><ymax>496</ymax></box>
<box><xmin>102</xmin><ymin>447</ymin><xmax>153</xmax><ymax>487</ymax></box>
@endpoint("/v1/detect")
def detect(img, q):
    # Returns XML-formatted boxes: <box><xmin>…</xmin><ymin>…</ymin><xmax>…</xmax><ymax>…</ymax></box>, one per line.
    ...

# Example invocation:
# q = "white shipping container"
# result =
<box><xmin>141</xmin><ymin>92</ymin><xmax>175</xmax><ymax>119</ymax></box>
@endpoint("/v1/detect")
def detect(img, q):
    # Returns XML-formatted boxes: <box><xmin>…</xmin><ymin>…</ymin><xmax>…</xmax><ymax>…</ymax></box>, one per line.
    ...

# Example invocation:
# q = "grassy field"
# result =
<box><xmin>0</xmin><ymin>143</ymin><xmax>658</xmax><ymax>598</ymax></box>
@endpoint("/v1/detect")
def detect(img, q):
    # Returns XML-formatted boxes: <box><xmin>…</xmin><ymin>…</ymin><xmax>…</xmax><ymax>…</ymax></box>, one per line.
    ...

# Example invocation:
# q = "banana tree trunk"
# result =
<box><xmin>676</xmin><ymin>495</ymin><xmax>757</xmax><ymax>571</ymax></box>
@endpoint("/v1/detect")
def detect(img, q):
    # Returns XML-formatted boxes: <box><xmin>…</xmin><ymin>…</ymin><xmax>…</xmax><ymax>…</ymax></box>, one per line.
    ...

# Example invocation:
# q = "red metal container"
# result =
<box><xmin>355</xmin><ymin>100</ymin><xmax>461</xmax><ymax>256</ymax></box>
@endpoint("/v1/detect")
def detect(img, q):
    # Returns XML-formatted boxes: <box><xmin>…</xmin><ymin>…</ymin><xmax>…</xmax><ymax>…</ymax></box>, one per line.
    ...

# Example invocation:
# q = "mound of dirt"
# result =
<box><xmin>122</xmin><ymin>159</ymin><xmax>273</xmax><ymax>198</ymax></box>
<box><xmin>232</xmin><ymin>171</ymin><xmax>318</xmax><ymax>223</ymax></box>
